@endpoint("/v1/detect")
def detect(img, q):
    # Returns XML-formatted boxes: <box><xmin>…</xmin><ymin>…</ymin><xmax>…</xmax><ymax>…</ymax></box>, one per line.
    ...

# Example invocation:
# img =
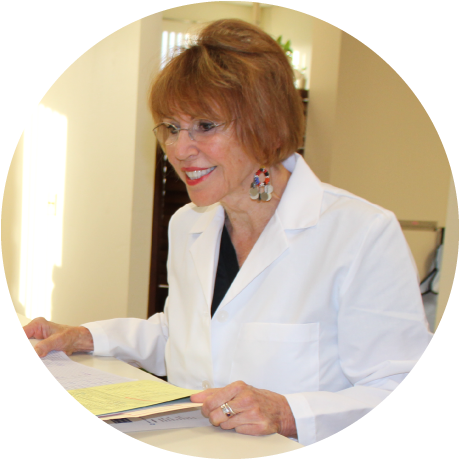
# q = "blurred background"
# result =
<box><xmin>2</xmin><ymin>2</ymin><xmax>456</xmax><ymax>333</ymax></box>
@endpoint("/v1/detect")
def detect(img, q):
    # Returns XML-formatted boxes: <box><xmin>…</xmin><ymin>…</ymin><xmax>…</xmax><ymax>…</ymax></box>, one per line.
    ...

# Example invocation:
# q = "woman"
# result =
<box><xmin>24</xmin><ymin>19</ymin><xmax>432</xmax><ymax>446</ymax></box>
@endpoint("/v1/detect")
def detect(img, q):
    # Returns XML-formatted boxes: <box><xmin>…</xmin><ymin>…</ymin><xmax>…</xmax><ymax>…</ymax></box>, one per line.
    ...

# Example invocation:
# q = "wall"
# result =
<box><xmin>162</xmin><ymin>2</ymin><xmax>253</xmax><ymax>23</ymax></box>
<box><xmin>127</xmin><ymin>15</ymin><xmax>163</xmax><ymax>319</ymax></box>
<box><xmin>332</xmin><ymin>30</ymin><xmax>451</xmax><ymax>281</ymax></box>
<box><xmin>1</xmin><ymin>135</ymin><xmax>23</xmax><ymax>313</ymax></box>
<box><xmin>436</xmin><ymin>177</ymin><xmax>459</xmax><ymax>329</ymax></box>
<box><xmin>331</xmin><ymin>32</ymin><xmax>450</xmax><ymax>225</ymax></box>
<box><xmin>261</xmin><ymin>6</ymin><xmax>313</xmax><ymax>86</ymax></box>
<box><xmin>2</xmin><ymin>15</ymin><xmax>162</xmax><ymax>325</ymax></box>
<box><xmin>305</xmin><ymin>18</ymin><xmax>455</xmax><ymax>325</ymax></box>
<box><xmin>303</xmin><ymin>19</ymin><xmax>341</xmax><ymax>182</ymax></box>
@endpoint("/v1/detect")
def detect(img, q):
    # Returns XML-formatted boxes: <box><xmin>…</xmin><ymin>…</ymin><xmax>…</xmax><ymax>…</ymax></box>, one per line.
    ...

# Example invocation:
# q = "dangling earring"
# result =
<box><xmin>249</xmin><ymin>167</ymin><xmax>273</xmax><ymax>202</ymax></box>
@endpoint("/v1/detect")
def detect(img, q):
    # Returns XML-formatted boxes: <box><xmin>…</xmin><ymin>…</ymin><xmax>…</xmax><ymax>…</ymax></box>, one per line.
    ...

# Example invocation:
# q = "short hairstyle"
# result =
<box><xmin>148</xmin><ymin>19</ymin><xmax>305</xmax><ymax>166</ymax></box>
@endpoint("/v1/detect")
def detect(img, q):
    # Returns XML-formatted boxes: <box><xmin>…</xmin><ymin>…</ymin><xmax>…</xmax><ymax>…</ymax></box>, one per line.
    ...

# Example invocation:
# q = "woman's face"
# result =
<box><xmin>163</xmin><ymin>113</ymin><xmax>258</xmax><ymax>207</ymax></box>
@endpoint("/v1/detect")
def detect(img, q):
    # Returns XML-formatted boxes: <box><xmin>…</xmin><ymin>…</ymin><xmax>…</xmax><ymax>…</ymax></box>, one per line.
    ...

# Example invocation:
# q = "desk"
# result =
<box><xmin>18</xmin><ymin>313</ymin><xmax>302</xmax><ymax>458</ymax></box>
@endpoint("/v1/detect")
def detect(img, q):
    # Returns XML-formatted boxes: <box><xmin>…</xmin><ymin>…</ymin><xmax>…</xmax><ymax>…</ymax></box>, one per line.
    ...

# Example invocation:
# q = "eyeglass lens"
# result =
<box><xmin>154</xmin><ymin>120</ymin><xmax>223</xmax><ymax>145</ymax></box>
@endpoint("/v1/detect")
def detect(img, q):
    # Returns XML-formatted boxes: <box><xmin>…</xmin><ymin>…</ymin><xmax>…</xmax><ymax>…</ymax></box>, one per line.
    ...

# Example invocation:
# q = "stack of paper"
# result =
<box><xmin>106</xmin><ymin>410</ymin><xmax>211</xmax><ymax>433</ymax></box>
<box><xmin>39</xmin><ymin>350</ymin><xmax>202</xmax><ymax>421</ymax></box>
<box><xmin>40</xmin><ymin>350</ymin><xmax>133</xmax><ymax>390</ymax></box>
<box><xmin>68</xmin><ymin>380</ymin><xmax>201</xmax><ymax>416</ymax></box>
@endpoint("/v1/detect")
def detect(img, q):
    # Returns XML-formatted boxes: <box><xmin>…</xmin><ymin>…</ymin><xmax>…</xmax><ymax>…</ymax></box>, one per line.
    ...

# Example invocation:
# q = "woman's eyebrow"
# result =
<box><xmin>163</xmin><ymin>117</ymin><xmax>179</xmax><ymax>124</ymax></box>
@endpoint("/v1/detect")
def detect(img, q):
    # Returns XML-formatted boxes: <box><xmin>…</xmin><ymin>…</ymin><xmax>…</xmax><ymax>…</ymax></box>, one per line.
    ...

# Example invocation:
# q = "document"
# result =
<box><xmin>68</xmin><ymin>379</ymin><xmax>201</xmax><ymax>416</ymax></box>
<box><xmin>106</xmin><ymin>409</ymin><xmax>211</xmax><ymax>433</ymax></box>
<box><xmin>99</xmin><ymin>400</ymin><xmax>203</xmax><ymax>420</ymax></box>
<box><xmin>30</xmin><ymin>339</ymin><xmax>202</xmax><ymax>420</ymax></box>
<box><xmin>41</xmin><ymin>350</ymin><xmax>133</xmax><ymax>390</ymax></box>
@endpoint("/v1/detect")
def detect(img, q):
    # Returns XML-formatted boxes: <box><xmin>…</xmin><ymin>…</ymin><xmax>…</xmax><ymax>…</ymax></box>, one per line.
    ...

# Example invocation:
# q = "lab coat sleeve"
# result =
<box><xmin>285</xmin><ymin>212</ymin><xmax>432</xmax><ymax>446</ymax></box>
<box><xmin>82</xmin><ymin>304</ymin><xmax>170</xmax><ymax>376</ymax></box>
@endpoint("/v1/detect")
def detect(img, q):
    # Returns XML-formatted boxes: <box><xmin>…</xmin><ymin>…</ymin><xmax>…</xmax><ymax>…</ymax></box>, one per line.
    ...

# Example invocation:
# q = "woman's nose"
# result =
<box><xmin>179</xmin><ymin>127</ymin><xmax>195</xmax><ymax>141</ymax></box>
<box><xmin>171</xmin><ymin>129</ymin><xmax>198</xmax><ymax>160</ymax></box>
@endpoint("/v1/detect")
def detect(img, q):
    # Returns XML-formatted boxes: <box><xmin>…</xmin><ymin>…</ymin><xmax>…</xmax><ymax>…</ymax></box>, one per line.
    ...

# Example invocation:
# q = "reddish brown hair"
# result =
<box><xmin>149</xmin><ymin>19</ymin><xmax>305</xmax><ymax>166</ymax></box>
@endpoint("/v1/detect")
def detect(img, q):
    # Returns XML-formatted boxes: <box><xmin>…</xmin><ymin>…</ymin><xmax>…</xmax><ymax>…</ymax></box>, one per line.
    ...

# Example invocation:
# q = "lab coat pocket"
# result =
<box><xmin>229</xmin><ymin>322</ymin><xmax>319</xmax><ymax>394</ymax></box>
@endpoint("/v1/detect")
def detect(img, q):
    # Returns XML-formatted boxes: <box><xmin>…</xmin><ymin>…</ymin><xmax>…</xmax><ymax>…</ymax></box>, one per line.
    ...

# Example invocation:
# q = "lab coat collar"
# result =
<box><xmin>189</xmin><ymin>203</ymin><xmax>223</xmax><ymax>234</ymax></box>
<box><xmin>224</xmin><ymin>154</ymin><xmax>324</xmax><ymax>305</ymax></box>
<box><xmin>276</xmin><ymin>153</ymin><xmax>324</xmax><ymax>230</ymax></box>
<box><xmin>187</xmin><ymin>153</ymin><xmax>324</xmax><ymax>309</ymax></box>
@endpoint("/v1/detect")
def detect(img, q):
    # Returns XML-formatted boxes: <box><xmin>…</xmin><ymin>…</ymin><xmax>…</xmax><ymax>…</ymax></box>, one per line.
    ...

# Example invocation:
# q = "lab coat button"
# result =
<box><xmin>202</xmin><ymin>380</ymin><xmax>211</xmax><ymax>389</ymax></box>
<box><xmin>217</xmin><ymin>311</ymin><xmax>228</xmax><ymax>322</ymax></box>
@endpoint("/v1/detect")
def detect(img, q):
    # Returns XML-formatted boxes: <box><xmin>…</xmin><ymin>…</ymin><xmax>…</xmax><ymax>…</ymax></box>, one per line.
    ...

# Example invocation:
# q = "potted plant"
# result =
<box><xmin>276</xmin><ymin>35</ymin><xmax>307</xmax><ymax>89</ymax></box>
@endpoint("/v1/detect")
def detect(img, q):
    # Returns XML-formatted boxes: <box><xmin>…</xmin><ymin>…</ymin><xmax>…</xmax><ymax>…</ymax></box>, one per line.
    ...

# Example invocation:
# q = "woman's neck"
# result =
<box><xmin>221</xmin><ymin>163</ymin><xmax>291</xmax><ymax>267</ymax></box>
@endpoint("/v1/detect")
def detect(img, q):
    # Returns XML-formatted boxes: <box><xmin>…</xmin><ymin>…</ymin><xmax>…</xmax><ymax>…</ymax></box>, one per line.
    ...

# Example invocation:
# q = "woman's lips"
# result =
<box><xmin>183</xmin><ymin>166</ymin><xmax>216</xmax><ymax>185</ymax></box>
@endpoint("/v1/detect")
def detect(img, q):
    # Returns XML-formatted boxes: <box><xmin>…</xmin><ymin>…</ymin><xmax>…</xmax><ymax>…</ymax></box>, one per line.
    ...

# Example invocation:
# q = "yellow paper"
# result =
<box><xmin>68</xmin><ymin>380</ymin><xmax>200</xmax><ymax>416</ymax></box>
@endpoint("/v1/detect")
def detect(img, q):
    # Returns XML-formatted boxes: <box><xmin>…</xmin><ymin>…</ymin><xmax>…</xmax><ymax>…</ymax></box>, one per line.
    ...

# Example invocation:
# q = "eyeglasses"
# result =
<box><xmin>153</xmin><ymin>120</ymin><xmax>227</xmax><ymax>146</ymax></box>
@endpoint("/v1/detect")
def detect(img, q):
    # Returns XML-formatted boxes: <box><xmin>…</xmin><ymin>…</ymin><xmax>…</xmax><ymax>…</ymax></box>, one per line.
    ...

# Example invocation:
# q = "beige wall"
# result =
<box><xmin>2</xmin><ymin>134</ymin><xmax>23</xmax><ymax>313</ymax></box>
<box><xmin>305</xmin><ymin>19</ymin><xmax>455</xmax><ymax>327</ymax></box>
<box><xmin>261</xmin><ymin>6</ymin><xmax>313</xmax><ymax>86</ymax></box>
<box><xmin>2</xmin><ymin>15</ymin><xmax>162</xmax><ymax>325</ymax></box>
<box><xmin>162</xmin><ymin>2</ymin><xmax>253</xmax><ymax>23</ymax></box>
<box><xmin>126</xmin><ymin>15</ymin><xmax>163</xmax><ymax>319</ymax></box>
<box><xmin>331</xmin><ymin>32</ymin><xmax>450</xmax><ymax>225</ymax></box>
<box><xmin>303</xmin><ymin>19</ymin><xmax>342</xmax><ymax>182</ymax></box>
<box><xmin>436</xmin><ymin>177</ymin><xmax>459</xmax><ymax>329</ymax></box>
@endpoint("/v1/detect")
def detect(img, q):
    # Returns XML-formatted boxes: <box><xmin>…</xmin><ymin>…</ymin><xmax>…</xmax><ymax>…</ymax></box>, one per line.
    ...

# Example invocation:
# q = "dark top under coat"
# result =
<box><xmin>211</xmin><ymin>225</ymin><xmax>240</xmax><ymax>317</ymax></box>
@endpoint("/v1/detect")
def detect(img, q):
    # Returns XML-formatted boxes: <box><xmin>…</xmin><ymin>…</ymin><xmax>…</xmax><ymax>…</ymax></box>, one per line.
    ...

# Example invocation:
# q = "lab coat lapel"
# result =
<box><xmin>221</xmin><ymin>154</ymin><xmax>324</xmax><ymax>307</ymax></box>
<box><xmin>222</xmin><ymin>213</ymin><xmax>289</xmax><ymax>306</ymax></box>
<box><xmin>188</xmin><ymin>202</ymin><xmax>287</xmax><ymax>314</ymax></box>
<box><xmin>189</xmin><ymin>204</ymin><xmax>225</xmax><ymax>310</ymax></box>
<box><xmin>189</xmin><ymin>154</ymin><xmax>324</xmax><ymax>311</ymax></box>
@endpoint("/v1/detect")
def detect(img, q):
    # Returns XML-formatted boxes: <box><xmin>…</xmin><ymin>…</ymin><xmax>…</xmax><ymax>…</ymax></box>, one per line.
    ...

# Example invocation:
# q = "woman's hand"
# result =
<box><xmin>190</xmin><ymin>381</ymin><xmax>297</xmax><ymax>438</ymax></box>
<box><xmin>23</xmin><ymin>317</ymin><xmax>94</xmax><ymax>358</ymax></box>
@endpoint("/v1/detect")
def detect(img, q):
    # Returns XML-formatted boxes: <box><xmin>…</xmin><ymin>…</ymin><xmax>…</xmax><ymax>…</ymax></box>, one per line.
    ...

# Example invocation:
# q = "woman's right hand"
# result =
<box><xmin>23</xmin><ymin>317</ymin><xmax>94</xmax><ymax>358</ymax></box>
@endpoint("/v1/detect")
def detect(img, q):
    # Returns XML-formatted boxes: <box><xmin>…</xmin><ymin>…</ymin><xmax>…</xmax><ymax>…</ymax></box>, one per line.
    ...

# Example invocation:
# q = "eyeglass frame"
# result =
<box><xmin>152</xmin><ymin>119</ymin><xmax>229</xmax><ymax>146</ymax></box>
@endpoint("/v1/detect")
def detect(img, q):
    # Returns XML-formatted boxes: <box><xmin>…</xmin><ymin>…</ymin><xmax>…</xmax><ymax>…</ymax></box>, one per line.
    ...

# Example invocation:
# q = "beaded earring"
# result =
<box><xmin>249</xmin><ymin>167</ymin><xmax>273</xmax><ymax>201</ymax></box>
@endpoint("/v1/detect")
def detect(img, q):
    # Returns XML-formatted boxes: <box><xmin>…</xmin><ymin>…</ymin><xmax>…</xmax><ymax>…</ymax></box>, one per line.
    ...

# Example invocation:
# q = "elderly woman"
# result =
<box><xmin>24</xmin><ymin>19</ymin><xmax>432</xmax><ymax>446</ymax></box>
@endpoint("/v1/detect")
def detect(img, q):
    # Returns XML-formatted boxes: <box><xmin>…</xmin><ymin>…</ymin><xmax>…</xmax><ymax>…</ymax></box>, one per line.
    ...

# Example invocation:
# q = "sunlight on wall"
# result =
<box><xmin>20</xmin><ymin>105</ymin><xmax>68</xmax><ymax>320</ymax></box>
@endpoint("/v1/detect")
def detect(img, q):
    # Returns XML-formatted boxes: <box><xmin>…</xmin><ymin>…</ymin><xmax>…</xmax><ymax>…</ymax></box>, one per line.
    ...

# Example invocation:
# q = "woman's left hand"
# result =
<box><xmin>190</xmin><ymin>381</ymin><xmax>297</xmax><ymax>438</ymax></box>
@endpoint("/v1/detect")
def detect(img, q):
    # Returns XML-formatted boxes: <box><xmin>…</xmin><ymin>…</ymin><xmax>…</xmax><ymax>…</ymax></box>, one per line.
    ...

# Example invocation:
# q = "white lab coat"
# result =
<box><xmin>84</xmin><ymin>153</ymin><xmax>432</xmax><ymax>446</ymax></box>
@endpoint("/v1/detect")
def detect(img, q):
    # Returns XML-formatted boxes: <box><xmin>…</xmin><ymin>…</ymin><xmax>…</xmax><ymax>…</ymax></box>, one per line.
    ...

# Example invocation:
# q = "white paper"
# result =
<box><xmin>99</xmin><ymin>402</ymin><xmax>202</xmax><ymax>420</ymax></box>
<box><xmin>106</xmin><ymin>409</ymin><xmax>211</xmax><ymax>433</ymax></box>
<box><xmin>41</xmin><ymin>350</ymin><xmax>133</xmax><ymax>390</ymax></box>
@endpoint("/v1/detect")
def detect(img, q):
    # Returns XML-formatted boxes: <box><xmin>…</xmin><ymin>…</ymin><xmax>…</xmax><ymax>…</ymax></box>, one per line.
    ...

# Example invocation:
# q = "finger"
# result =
<box><xmin>23</xmin><ymin>324</ymin><xmax>38</xmax><ymax>339</ymax></box>
<box><xmin>34</xmin><ymin>333</ymin><xmax>66</xmax><ymax>358</ymax></box>
<box><xmin>190</xmin><ymin>388</ymin><xmax>219</xmax><ymax>403</ymax></box>
<box><xmin>34</xmin><ymin>342</ymin><xmax>52</xmax><ymax>358</ymax></box>
<box><xmin>23</xmin><ymin>318</ymin><xmax>47</xmax><ymax>339</ymax></box>
<box><xmin>235</xmin><ymin>423</ymin><xmax>268</xmax><ymax>436</ymax></box>
<box><xmin>208</xmin><ymin>404</ymin><xmax>241</xmax><ymax>427</ymax></box>
<box><xmin>201</xmin><ymin>381</ymin><xmax>247</xmax><ymax>415</ymax></box>
<box><xmin>220</xmin><ymin>413</ymin><xmax>271</xmax><ymax>435</ymax></box>
<box><xmin>220</xmin><ymin>414</ymin><xmax>249</xmax><ymax>431</ymax></box>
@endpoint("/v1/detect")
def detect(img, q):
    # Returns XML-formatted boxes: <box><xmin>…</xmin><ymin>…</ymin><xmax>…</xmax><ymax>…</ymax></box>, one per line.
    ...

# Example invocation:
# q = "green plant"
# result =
<box><xmin>276</xmin><ymin>35</ymin><xmax>293</xmax><ymax>62</ymax></box>
<box><xmin>275</xmin><ymin>35</ymin><xmax>307</xmax><ymax>77</ymax></box>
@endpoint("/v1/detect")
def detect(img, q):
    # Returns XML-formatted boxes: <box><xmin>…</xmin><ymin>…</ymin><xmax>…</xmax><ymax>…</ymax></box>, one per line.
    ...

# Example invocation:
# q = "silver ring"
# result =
<box><xmin>220</xmin><ymin>402</ymin><xmax>236</xmax><ymax>417</ymax></box>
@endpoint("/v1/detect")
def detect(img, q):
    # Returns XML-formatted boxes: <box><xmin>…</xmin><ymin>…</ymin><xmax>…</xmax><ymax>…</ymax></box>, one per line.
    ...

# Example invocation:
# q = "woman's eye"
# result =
<box><xmin>197</xmin><ymin>121</ymin><xmax>217</xmax><ymax>133</ymax></box>
<box><xmin>167</xmin><ymin>124</ymin><xmax>180</xmax><ymax>134</ymax></box>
